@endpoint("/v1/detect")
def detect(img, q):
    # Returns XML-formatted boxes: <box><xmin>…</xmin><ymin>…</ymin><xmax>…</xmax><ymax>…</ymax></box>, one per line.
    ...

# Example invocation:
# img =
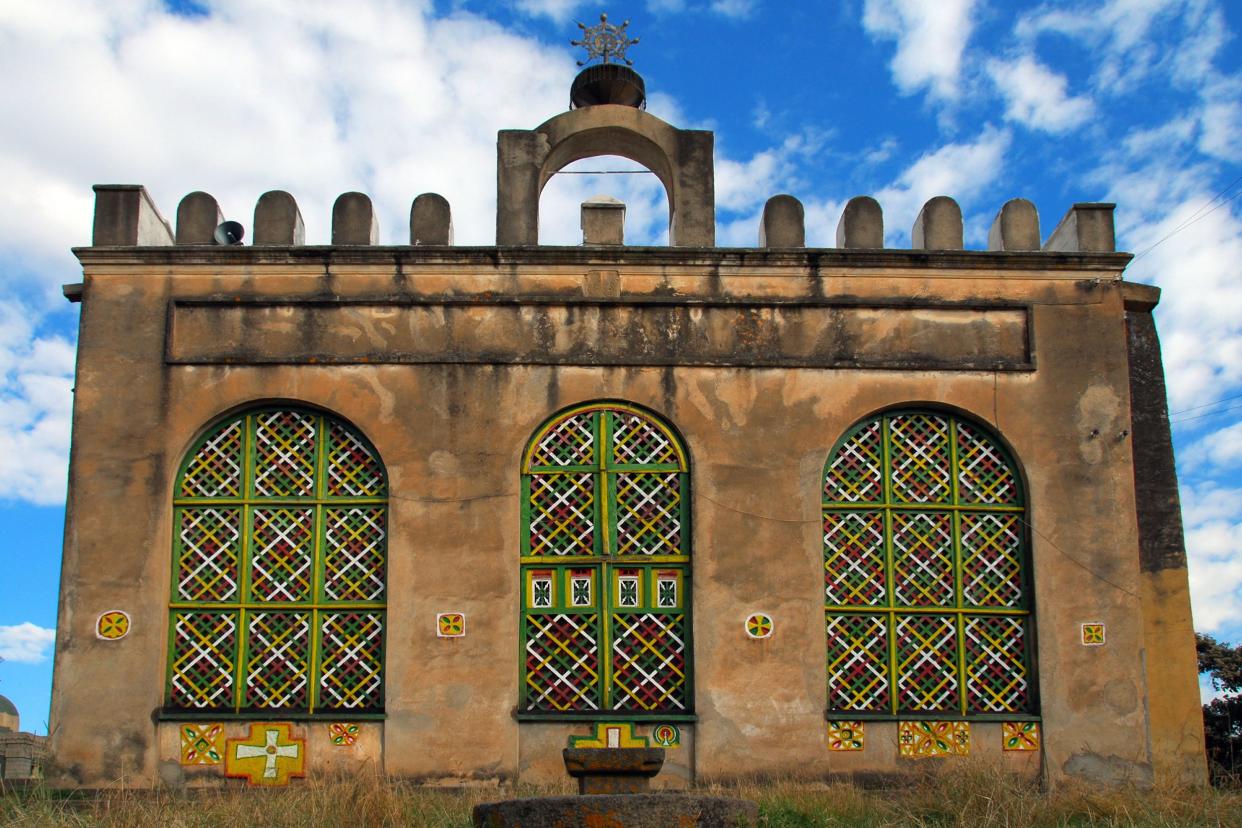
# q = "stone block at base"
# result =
<box><xmin>472</xmin><ymin>793</ymin><xmax>759</xmax><ymax>827</ymax></box>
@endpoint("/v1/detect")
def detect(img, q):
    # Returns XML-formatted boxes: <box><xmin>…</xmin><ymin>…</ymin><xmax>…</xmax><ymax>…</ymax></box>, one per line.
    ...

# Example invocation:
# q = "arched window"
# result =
<box><xmin>822</xmin><ymin>410</ymin><xmax>1036</xmax><ymax>719</ymax></box>
<box><xmin>165</xmin><ymin>407</ymin><xmax>387</xmax><ymax>717</ymax></box>
<box><xmin>519</xmin><ymin>402</ymin><xmax>692</xmax><ymax>718</ymax></box>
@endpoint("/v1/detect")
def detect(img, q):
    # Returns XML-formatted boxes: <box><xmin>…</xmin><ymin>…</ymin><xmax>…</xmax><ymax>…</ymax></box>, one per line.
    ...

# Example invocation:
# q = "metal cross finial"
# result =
<box><xmin>571</xmin><ymin>13</ymin><xmax>640</xmax><ymax>66</ymax></box>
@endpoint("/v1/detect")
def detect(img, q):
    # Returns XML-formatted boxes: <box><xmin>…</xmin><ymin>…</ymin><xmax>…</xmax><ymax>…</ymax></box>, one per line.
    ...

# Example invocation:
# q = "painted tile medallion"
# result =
<box><xmin>1081</xmin><ymin>622</ymin><xmax>1105</xmax><ymax>646</ymax></box>
<box><xmin>179</xmin><ymin>723</ymin><xmax>224</xmax><ymax>765</ymax></box>
<box><xmin>96</xmin><ymin>610</ymin><xmax>130</xmax><ymax>640</ymax></box>
<box><xmin>329</xmin><ymin>723</ymin><xmax>359</xmax><ymax>747</ymax></box>
<box><xmin>437</xmin><ymin>612</ymin><xmax>465</xmax><ymax>637</ymax></box>
<box><xmin>745</xmin><ymin>612</ymin><xmax>773</xmax><ymax>639</ymax></box>
<box><xmin>1002</xmin><ymin>721</ymin><xmax>1041</xmax><ymax>751</ymax></box>
<box><xmin>898</xmin><ymin>721</ymin><xmax>970</xmax><ymax>757</ymax></box>
<box><xmin>827</xmin><ymin>721</ymin><xmax>865</xmax><ymax>751</ymax></box>
<box><xmin>652</xmin><ymin>723</ymin><xmax>681</xmax><ymax>748</ymax></box>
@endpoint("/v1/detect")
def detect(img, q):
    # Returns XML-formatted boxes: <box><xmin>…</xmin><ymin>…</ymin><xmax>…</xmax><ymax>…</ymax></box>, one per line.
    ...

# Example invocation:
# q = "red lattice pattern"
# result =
<box><xmin>326</xmin><ymin>421</ymin><xmax>385</xmax><ymax>497</ymax></box>
<box><xmin>245</xmin><ymin>612</ymin><xmax>310</xmax><ymax>709</ymax></box>
<box><xmin>530</xmin><ymin>412</ymin><xmax>596</xmax><ymax>467</ymax></box>
<box><xmin>169</xmin><ymin>611</ymin><xmax>237</xmax><ymax>709</ymax></box>
<box><xmin>824</xmin><ymin>420</ymin><xmax>883</xmax><ymax>503</ymax></box>
<box><xmin>895</xmin><ymin>614</ymin><xmax>959</xmax><ymax>711</ymax></box>
<box><xmin>250</xmin><ymin>508</ymin><xmax>315</xmax><ymax>601</ymax></box>
<box><xmin>524</xmin><ymin>613</ymin><xmax>601</xmax><ymax>711</ymax></box>
<box><xmin>319</xmin><ymin>612</ymin><xmax>384</xmax><ymax>709</ymax></box>
<box><xmin>177</xmin><ymin>508</ymin><xmax>240</xmax><ymax>601</ymax></box>
<box><xmin>964</xmin><ymin>615</ymin><xmax>1028</xmax><ymax>712</ymax></box>
<box><xmin>610</xmin><ymin>613</ymin><xmax>688</xmax><ymax>711</ymax></box>
<box><xmin>324</xmin><ymin>507</ymin><xmax>387</xmax><ymax>601</ymax></box>
<box><xmin>179</xmin><ymin>420</ymin><xmax>243</xmax><ymax>498</ymax></box>
<box><xmin>615</xmin><ymin>472</ymin><xmax>682</xmax><ymax>556</ymax></box>
<box><xmin>957</xmin><ymin>422</ymin><xmax>1020</xmax><ymax>505</ymax></box>
<box><xmin>823</xmin><ymin>511</ymin><xmax>886</xmax><ymax>606</ymax></box>
<box><xmin>826</xmin><ymin>614</ymin><xmax>890</xmax><ymax>712</ymax></box>
<box><xmin>528</xmin><ymin>473</ymin><xmax>596</xmax><ymax>556</ymax></box>
<box><xmin>889</xmin><ymin>414</ymin><xmax>952</xmax><ymax>503</ymax></box>
<box><xmin>891</xmin><ymin>512</ymin><xmax>954</xmax><ymax>606</ymax></box>
<box><xmin>254</xmin><ymin>410</ymin><xmax>317</xmax><ymax>497</ymax></box>
<box><xmin>611</xmin><ymin>412</ymin><xmax>680</xmax><ymax>466</ymax></box>
<box><xmin>961</xmin><ymin>513</ymin><xmax>1024</xmax><ymax>607</ymax></box>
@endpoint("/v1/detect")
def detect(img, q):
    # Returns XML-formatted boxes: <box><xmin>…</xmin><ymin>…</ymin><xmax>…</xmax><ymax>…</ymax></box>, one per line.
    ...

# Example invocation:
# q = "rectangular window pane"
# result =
<box><xmin>964</xmin><ymin>615</ymin><xmax>1029</xmax><ymax>713</ymax></box>
<box><xmin>826</xmin><ymin>613</ymin><xmax>890</xmax><ymax>712</ymax></box>
<box><xmin>252</xmin><ymin>410</ymin><xmax>318</xmax><ymax>497</ymax></box>
<box><xmin>891</xmin><ymin>512</ymin><xmax>954</xmax><ymax>607</ymax></box>
<box><xmin>610</xmin><ymin>611</ymin><xmax>688</xmax><ymax>711</ymax></box>
<box><xmin>895</xmin><ymin>614</ymin><xmax>959</xmax><ymax>712</ymax></box>
<box><xmin>823</xmin><ymin>511</ymin><xmax>886</xmax><ymax>606</ymax></box>
<box><xmin>168</xmin><ymin>611</ymin><xmax>237</xmax><ymax>710</ymax></box>
<box><xmin>319</xmin><ymin>611</ymin><xmax>384</xmax><ymax>710</ymax></box>
<box><xmin>250</xmin><ymin>508</ymin><xmax>316</xmax><ymax>602</ymax></box>
<box><xmin>960</xmin><ymin>512</ymin><xmax>1024</xmax><ymax>607</ymax></box>
<box><xmin>323</xmin><ymin>507</ymin><xmax>387</xmax><ymax>601</ymax></box>
<box><xmin>614</xmin><ymin>472</ymin><xmax>682</xmax><ymax>556</ymax></box>
<box><xmin>176</xmin><ymin>507</ymin><xmax>241</xmax><ymax>602</ymax></box>
<box><xmin>523</xmin><ymin>612</ymin><xmax>601</xmax><ymax>711</ymax></box>
<box><xmin>888</xmin><ymin>413</ymin><xmax>952</xmax><ymax>503</ymax></box>
<box><xmin>245</xmin><ymin>611</ymin><xmax>311</xmax><ymax>710</ymax></box>
<box><xmin>528</xmin><ymin>473</ymin><xmax>596</xmax><ymax>556</ymax></box>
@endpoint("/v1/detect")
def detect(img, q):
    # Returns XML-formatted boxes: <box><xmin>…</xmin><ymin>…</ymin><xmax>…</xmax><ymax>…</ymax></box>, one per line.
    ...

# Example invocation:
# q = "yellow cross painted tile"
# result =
<box><xmin>225</xmin><ymin>722</ymin><xmax>306</xmax><ymax>786</ymax></box>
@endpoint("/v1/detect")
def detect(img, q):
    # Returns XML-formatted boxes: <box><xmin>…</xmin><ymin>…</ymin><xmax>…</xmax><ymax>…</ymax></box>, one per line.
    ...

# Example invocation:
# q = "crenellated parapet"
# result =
<box><xmin>87</xmin><ymin>184</ymin><xmax>1116</xmax><ymax>256</ymax></box>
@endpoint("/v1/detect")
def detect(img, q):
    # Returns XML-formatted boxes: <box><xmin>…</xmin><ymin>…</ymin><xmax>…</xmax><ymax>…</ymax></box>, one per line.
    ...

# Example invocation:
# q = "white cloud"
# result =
<box><xmin>513</xmin><ymin>0</ymin><xmax>582</xmax><ymax>21</ymax></box>
<box><xmin>1179</xmin><ymin>481</ymin><xmax>1242</xmax><ymax>638</ymax></box>
<box><xmin>986</xmin><ymin>55</ymin><xmax>1094</xmax><ymax>133</ymax></box>
<box><xmin>709</xmin><ymin>0</ymin><xmax>757</xmax><ymax>18</ymax></box>
<box><xmin>861</xmin><ymin>0</ymin><xmax>978</xmax><ymax>100</ymax></box>
<box><xmin>0</xmin><ymin>302</ymin><xmax>74</xmax><ymax>506</ymax></box>
<box><xmin>0</xmin><ymin>622</ymin><xmax>56</xmax><ymax>664</ymax></box>
<box><xmin>874</xmin><ymin>125</ymin><xmax>1010</xmax><ymax>244</ymax></box>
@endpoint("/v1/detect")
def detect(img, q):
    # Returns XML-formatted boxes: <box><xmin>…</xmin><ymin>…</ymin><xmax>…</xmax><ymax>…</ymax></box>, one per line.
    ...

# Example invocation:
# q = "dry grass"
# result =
<box><xmin>3</xmin><ymin>763</ymin><xmax>1240</xmax><ymax>827</ymax></box>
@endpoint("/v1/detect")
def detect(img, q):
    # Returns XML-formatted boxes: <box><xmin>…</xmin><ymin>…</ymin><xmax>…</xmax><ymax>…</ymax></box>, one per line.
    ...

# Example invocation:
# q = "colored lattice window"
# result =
<box><xmin>823</xmin><ymin>410</ymin><xmax>1037</xmax><ymax>719</ymax></box>
<box><xmin>520</xmin><ymin>402</ymin><xmax>692</xmax><ymax>718</ymax></box>
<box><xmin>166</xmin><ymin>408</ymin><xmax>387</xmax><ymax>717</ymax></box>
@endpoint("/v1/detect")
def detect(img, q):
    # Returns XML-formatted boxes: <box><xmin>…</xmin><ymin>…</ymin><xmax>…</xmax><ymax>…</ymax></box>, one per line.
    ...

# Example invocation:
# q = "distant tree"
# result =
<box><xmin>1197</xmin><ymin>632</ymin><xmax>1242</xmax><ymax>783</ymax></box>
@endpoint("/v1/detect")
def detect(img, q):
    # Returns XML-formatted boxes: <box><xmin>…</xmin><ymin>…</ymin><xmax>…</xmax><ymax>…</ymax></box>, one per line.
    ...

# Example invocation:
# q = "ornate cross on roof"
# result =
<box><xmin>571</xmin><ymin>13</ymin><xmax>640</xmax><ymax>66</ymax></box>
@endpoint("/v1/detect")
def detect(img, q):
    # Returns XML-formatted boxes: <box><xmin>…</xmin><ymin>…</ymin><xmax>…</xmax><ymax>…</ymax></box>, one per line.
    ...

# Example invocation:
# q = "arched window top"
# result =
<box><xmin>167</xmin><ymin>405</ymin><xmax>387</xmax><ymax>718</ymax></box>
<box><xmin>822</xmin><ymin>408</ymin><xmax>1035</xmax><ymax>720</ymax></box>
<box><xmin>522</xmin><ymin>402</ymin><xmax>688</xmax><ymax>474</ymax></box>
<box><xmin>178</xmin><ymin>407</ymin><xmax>387</xmax><ymax>501</ymax></box>
<box><xmin>823</xmin><ymin>409</ymin><xmax>1022</xmax><ymax>508</ymax></box>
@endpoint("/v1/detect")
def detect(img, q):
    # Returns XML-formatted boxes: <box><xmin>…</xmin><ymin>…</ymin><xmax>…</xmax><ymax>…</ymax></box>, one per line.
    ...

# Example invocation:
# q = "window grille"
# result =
<box><xmin>823</xmin><ymin>410</ymin><xmax>1037</xmax><ymax>719</ymax></box>
<box><xmin>165</xmin><ymin>408</ymin><xmax>386</xmax><ymax>717</ymax></box>
<box><xmin>520</xmin><ymin>402</ymin><xmax>692</xmax><ymax>718</ymax></box>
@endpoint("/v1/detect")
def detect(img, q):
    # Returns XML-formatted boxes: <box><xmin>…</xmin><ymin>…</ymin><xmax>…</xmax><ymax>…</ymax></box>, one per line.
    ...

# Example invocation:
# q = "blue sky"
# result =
<box><xmin>0</xmin><ymin>0</ymin><xmax>1239</xmax><ymax>734</ymax></box>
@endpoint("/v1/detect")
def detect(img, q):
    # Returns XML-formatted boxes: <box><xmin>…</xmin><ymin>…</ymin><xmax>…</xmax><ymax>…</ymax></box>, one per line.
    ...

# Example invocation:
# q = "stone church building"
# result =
<box><xmin>47</xmin><ymin>52</ymin><xmax>1205</xmax><ymax>789</ymax></box>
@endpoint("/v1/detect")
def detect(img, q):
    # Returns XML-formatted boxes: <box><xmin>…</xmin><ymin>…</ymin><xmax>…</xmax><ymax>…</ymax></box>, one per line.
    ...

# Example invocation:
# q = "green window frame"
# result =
<box><xmin>164</xmin><ymin>407</ymin><xmax>387</xmax><ymax>719</ymax></box>
<box><xmin>519</xmin><ymin>401</ymin><xmax>694</xmax><ymax>721</ymax></box>
<box><xmin>823</xmin><ymin>409</ymin><xmax>1038</xmax><ymax>720</ymax></box>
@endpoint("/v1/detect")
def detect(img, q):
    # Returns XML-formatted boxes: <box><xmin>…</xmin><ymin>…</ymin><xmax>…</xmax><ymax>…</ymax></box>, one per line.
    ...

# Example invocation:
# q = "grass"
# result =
<box><xmin>2</xmin><ymin>762</ymin><xmax>1240</xmax><ymax>827</ymax></box>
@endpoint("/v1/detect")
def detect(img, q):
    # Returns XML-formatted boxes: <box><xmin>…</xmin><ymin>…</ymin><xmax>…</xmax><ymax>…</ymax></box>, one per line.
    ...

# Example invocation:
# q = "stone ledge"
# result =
<box><xmin>472</xmin><ymin>793</ymin><xmax>758</xmax><ymax>827</ymax></box>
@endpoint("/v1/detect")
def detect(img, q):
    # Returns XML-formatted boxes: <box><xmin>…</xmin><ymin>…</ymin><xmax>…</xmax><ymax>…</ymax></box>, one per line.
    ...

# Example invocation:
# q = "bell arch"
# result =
<box><xmin>497</xmin><ymin>105</ymin><xmax>714</xmax><ymax>247</ymax></box>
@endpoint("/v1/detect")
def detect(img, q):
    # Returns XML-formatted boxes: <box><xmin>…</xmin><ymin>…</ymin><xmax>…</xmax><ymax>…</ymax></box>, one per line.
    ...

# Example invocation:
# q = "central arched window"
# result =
<box><xmin>823</xmin><ymin>409</ymin><xmax>1036</xmax><ymax>719</ymax></box>
<box><xmin>519</xmin><ymin>402</ymin><xmax>692</xmax><ymax>719</ymax></box>
<box><xmin>165</xmin><ymin>407</ymin><xmax>387</xmax><ymax>717</ymax></box>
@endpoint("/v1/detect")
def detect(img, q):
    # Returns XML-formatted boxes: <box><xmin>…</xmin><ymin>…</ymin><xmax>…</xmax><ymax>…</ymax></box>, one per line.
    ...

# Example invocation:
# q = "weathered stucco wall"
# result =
<box><xmin>47</xmin><ymin>246</ymin><xmax>1202</xmax><ymax>789</ymax></box>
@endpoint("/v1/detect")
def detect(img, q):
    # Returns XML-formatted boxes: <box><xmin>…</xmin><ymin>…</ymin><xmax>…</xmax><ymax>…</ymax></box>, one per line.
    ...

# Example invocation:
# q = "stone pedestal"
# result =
<box><xmin>563</xmin><ymin>747</ymin><xmax>664</xmax><ymax>794</ymax></box>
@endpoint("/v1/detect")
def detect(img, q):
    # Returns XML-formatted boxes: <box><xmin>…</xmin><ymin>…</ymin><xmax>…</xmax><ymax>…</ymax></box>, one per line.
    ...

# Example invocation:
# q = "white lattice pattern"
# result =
<box><xmin>531</xmin><ymin>412</ymin><xmax>596</xmax><ymax>467</ymax></box>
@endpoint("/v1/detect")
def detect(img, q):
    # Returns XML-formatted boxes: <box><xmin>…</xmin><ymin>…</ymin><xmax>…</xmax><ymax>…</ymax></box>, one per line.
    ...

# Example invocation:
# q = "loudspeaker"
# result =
<box><xmin>213</xmin><ymin>221</ymin><xmax>245</xmax><ymax>245</ymax></box>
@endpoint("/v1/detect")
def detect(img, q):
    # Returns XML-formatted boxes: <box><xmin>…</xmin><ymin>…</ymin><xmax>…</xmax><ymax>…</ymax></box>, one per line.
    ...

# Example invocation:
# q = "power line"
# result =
<box><xmin>1130</xmin><ymin>173</ymin><xmax>1242</xmax><ymax>263</ymax></box>
<box><xmin>1169</xmin><ymin>391</ymin><xmax>1242</xmax><ymax>416</ymax></box>
<box><xmin>552</xmin><ymin>169</ymin><xmax>655</xmax><ymax>175</ymax></box>
<box><xmin>1171</xmin><ymin>401</ymin><xmax>1242</xmax><ymax>425</ymax></box>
